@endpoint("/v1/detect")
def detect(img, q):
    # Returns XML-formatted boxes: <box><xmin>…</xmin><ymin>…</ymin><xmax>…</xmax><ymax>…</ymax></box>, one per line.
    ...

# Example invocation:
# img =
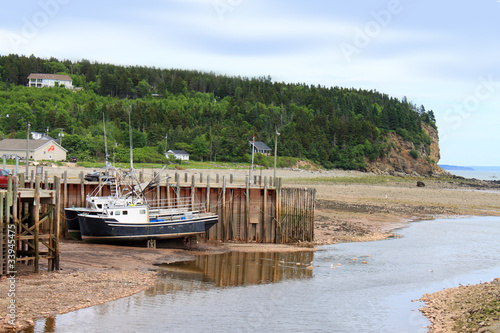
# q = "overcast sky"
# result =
<box><xmin>1</xmin><ymin>0</ymin><xmax>499</xmax><ymax>166</ymax></box>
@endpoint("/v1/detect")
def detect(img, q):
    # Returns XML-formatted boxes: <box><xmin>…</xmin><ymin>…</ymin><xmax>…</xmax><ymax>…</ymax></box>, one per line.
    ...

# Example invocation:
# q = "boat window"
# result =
<box><xmin>140</xmin><ymin>210</ymin><xmax>146</xmax><ymax>214</ymax></box>
<box><xmin>115</xmin><ymin>211</ymin><xmax>121</xmax><ymax>215</ymax></box>
<box><xmin>109</xmin><ymin>211</ymin><xmax>113</xmax><ymax>215</ymax></box>
<box><xmin>123</xmin><ymin>211</ymin><xmax>128</xmax><ymax>215</ymax></box>
<box><xmin>97</xmin><ymin>204</ymin><xmax>102</xmax><ymax>209</ymax></box>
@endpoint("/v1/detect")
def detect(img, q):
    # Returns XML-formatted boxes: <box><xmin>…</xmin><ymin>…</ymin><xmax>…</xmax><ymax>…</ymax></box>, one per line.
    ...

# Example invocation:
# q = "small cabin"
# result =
<box><xmin>249</xmin><ymin>141</ymin><xmax>272</xmax><ymax>156</ymax></box>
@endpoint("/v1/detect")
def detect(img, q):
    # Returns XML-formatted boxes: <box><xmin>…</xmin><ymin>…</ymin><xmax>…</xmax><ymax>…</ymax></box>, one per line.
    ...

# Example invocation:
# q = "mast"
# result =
<box><xmin>128</xmin><ymin>106</ymin><xmax>133</xmax><ymax>170</ymax></box>
<box><xmin>103</xmin><ymin>113</ymin><xmax>109</xmax><ymax>169</ymax></box>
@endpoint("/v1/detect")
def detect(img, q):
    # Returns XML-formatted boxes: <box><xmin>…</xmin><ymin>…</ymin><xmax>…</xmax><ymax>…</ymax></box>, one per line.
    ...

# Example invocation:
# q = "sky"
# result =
<box><xmin>1</xmin><ymin>0</ymin><xmax>499</xmax><ymax>166</ymax></box>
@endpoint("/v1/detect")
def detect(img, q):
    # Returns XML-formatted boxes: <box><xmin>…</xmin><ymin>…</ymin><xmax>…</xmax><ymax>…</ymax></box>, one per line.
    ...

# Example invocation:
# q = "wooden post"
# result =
<box><xmin>80</xmin><ymin>172</ymin><xmax>85</xmax><ymax>207</ymax></box>
<box><xmin>155</xmin><ymin>172</ymin><xmax>160</xmax><ymax>209</ymax></box>
<box><xmin>62</xmin><ymin>171</ymin><xmax>68</xmax><ymax>236</ymax></box>
<box><xmin>98</xmin><ymin>173</ymin><xmax>102</xmax><ymax>196</ymax></box>
<box><xmin>34</xmin><ymin>175</ymin><xmax>40</xmax><ymax>273</ymax></box>
<box><xmin>63</xmin><ymin>171</ymin><xmax>68</xmax><ymax>207</ymax></box>
<box><xmin>228</xmin><ymin>189</ymin><xmax>234</xmax><ymax>241</ymax></box>
<box><xmin>54</xmin><ymin>176</ymin><xmax>61</xmax><ymax>270</ymax></box>
<box><xmin>166</xmin><ymin>176</ymin><xmax>171</xmax><ymax>208</ymax></box>
<box><xmin>276</xmin><ymin>178</ymin><xmax>282</xmax><ymax>243</ymax></box>
<box><xmin>222</xmin><ymin>176</ymin><xmax>226</xmax><ymax>242</ymax></box>
<box><xmin>191</xmin><ymin>175</ymin><xmax>196</xmax><ymax>211</ymax></box>
<box><xmin>200</xmin><ymin>173</ymin><xmax>203</xmax><ymax>183</ymax></box>
<box><xmin>44</xmin><ymin>171</ymin><xmax>49</xmax><ymax>190</ymax></box>
<box><xmin>19</xmin><ymin>172</ymin><xmax>25</xmax><ymax>188</ymax></box>
<box><xmin>0</xmin><ymin>192</ymin><xmax>4</xmax><ymax>276</ymax></box>
<box><xmin>230</xmin><ymin>174</ymin><xmax>233</xmax><ymax>184</ymax></box>
<box><xmin>184</xmin><ymin>173</ymin><xmax>188</xmax><ymax>183</ymax></box>
<box><xmin>30</xmin><ymin>170</ymin><xmax>34</xmax><ymax>188</ymax></box>
<box><xmin>263</xmin><ymin>177</ymin><xmax>267</xmax><ymax>243</ymax></box>
<box><xmin>205</xmin><ymin>175</ymin><xmax>210</xmax><ymax>240</ymax></box>
<box><xmin>176</xmin><ymin>174</ymin><xmax>180</xmax><ymax>208</ymax></box>
<box><xmin>216</xmin><ymin>174</ymin><xmax>219</xmax><ymax>184</ymax></box>
<box><xmin>206</xmin><ymin>175</ymin><xmax>211</xmax><ymax>211</ymax></box>
<box><xmin>12</xmin><ymin>176</ymin><xmax>18</xmax><ymax>229</ymax></box>
<box><xmin>245</xmin><ymin>177</ymin><xmax>250</xmax><ymax>243</ymax></box>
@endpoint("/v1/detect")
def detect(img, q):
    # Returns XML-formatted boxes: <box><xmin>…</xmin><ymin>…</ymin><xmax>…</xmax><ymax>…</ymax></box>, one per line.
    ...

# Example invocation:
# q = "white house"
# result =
<box><xmin>27</xmin><ymin>73</ymin><xmax>73</xmax><ymax>89</ymax></box>
<box><xmin>0</xmin><ymin>139</ymin><xmax>67</xmax><ymax>161</ymax></box>
<box><xmin>31</xmin><ymin>132</ymin><xmax>46</xmax><ymax>140</ymax></box>
<box><xmin>166</xmin><ymin>149</ymin><xmax>189</xmax><ymax>161</ymax></box>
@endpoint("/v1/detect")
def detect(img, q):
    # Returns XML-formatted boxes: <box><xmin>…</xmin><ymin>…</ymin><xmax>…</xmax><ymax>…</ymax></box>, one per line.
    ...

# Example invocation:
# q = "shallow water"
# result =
<box><xmin>32</xmin><ymin>216</ymin><xmax>500</xmax><ymax>333</ymax></box>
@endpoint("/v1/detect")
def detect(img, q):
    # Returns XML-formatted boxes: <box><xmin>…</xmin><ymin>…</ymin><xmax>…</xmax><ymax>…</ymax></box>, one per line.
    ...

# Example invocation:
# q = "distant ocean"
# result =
<box><xmin>440</xmin><ymin>165</ymin><xmax>500</xmax><ymax>181</ymax></box>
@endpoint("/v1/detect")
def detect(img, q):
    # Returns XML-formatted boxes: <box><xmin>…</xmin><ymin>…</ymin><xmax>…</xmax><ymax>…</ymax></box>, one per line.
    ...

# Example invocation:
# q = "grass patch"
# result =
<box><xmin>285</xmin><ymin>175</ymin><xmax>415</xmax><ymax>185</ymax></box>
<box><xmin>454</xmin><ymin>299</ymin><xmax>500</xmax><ymax>332</ymax></box>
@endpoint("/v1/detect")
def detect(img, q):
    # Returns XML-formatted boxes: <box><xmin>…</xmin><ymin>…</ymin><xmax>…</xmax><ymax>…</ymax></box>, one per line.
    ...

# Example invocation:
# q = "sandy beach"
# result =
<box><xmin>1</xmin><ymin>164</ymin><xmax>500</xmax><ymax>331</ymax></box>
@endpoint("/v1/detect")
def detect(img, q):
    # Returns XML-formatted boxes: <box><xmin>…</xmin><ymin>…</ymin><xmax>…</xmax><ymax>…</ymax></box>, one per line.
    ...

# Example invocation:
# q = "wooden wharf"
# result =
<box><xmin>1</xmin><ymin>170</ymin><xmax>315</xmax><ymax>275</ymax></box>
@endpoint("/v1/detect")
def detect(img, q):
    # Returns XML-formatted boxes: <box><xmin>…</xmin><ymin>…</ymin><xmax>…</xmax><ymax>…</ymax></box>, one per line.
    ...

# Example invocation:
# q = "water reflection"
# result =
<box><xmin>26</xmin><ymin>217</ymin><xmax>500</xmax><ymax>333</ymax></box>
<box><xmin>148</xmin><ymin>251</ymin><xmax>314</xmax><ymax>295</ymax></box>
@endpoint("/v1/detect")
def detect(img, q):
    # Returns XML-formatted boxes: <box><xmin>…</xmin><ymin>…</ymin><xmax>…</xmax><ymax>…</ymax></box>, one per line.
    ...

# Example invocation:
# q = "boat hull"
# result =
<box><xmin>79</xmin><ymin>213</ymin><xmax>219</xmax><ymax>242</ymax></box>
<box><xmin>64</xmin><ymin>208</ymin><xmax>83</xmax><ymax>240</ymax></box>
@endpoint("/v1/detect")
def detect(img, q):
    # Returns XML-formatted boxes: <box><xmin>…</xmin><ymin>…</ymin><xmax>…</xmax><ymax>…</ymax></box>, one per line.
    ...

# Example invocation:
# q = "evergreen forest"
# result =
<box><xmin>0</xmin><ymin>54</ymin><xmax>437</xmax><ymax>169</ymax></box>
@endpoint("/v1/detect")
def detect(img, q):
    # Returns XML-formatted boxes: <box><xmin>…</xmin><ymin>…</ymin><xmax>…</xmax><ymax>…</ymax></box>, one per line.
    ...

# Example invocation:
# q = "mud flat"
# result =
<box><xmin>2</xmin><ymin>165</ymin><xmax>500</xmax><ymax>331</ymax></box>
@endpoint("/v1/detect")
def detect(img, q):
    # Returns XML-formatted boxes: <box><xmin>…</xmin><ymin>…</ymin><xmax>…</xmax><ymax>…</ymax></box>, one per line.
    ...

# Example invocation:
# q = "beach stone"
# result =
<box><xmin>417</xmin><ymin>181</ymin><xmax>425</xmax><ymax>187</ymax></box>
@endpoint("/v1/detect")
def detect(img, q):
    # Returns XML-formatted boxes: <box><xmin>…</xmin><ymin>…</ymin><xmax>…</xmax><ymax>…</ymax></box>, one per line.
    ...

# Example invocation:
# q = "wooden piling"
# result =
<box><xmin>263</xmin><ymin>178</ymin><xmax>267</xmax><ymax>243</ymax></box>
<box><xmin>79</xmin><ymin>172</ymin><xmax>85</xmax><ymax>207</ymax></box>
<box><xmin>191</xmin><ymin>175</ymin><xmax>196</xmax><ymax>211</ymax></box>
<box><xmin>54</xmin><ymin>176</ymin><xmax>60</xmax><ymax>270</ymax></box>
<box><xmin>34</xmin><ymin>175</ymin><xmax>40</xmax><ymax>273</ymax></box>
<box><xmin>166</xmin><ymin>176</ymin><xmax>171</xmax><ymax>208</ymax></box>
<box><xmin>0</xmin><ymin>192</ymin><xmax>4</xmax><ymax>276</ymax></box>
<box><xmin>222</xmin><ymin>176</ymin><xmax>226</xmax><ymax>242</ymax></box>
<box><xmin>245</xmin><ymin>178</ymin><xmax>250</xmax><ymax>243</ymax></box>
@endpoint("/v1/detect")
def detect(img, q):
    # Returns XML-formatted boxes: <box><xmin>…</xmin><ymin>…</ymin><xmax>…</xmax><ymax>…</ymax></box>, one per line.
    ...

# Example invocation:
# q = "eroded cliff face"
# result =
<box><xmin>366</xmin><ymin>123</ymin><xmax>448</xmax><ymax>177</ymax></box>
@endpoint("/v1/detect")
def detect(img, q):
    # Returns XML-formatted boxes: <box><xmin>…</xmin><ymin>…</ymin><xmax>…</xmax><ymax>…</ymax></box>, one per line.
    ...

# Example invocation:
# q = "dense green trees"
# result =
<box><xmin>0</xmin><ymin>54</ymin><xmax>437</xmax><ymax>169</ymax></box>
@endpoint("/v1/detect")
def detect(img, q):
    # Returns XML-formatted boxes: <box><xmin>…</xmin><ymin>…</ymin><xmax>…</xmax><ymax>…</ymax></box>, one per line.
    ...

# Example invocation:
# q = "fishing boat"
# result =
<box><xmin>77</xmin><ymin>197</ymin><xmax>218</xmax><ymax>243</ymax></box>
<box><xmin>64</xmin><ymin>169</ymin><xmax>144</xmax><ymax>240</ymax></box>
<box><xmin>65</xmin><ymin>114</ymin><xmax>218</xmax><ymax>244</ymax></box>
<box><xmin>66</xmin><ymin>169</ymin><xmax>218</xmax><ymax>244</ymax></box>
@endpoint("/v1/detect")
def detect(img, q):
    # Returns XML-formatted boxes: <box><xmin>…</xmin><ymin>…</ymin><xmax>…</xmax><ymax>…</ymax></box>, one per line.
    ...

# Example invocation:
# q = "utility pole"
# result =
<box><xmin>250</xmin><ymin>135</ymin><xmax>255</xmax><ymax>185</ymax></box>
<box><xmin>128</xmin><ymin>107</ymin><xmax>133</xmax><ymax>170</ymax></box>
<box><xmin>165</xmin><ymin>134</ymin><xmax>168</xmax><ymax>155</ymax></box>
<box><xmin>274</xmin><ymin>130</ymin><xmax>280</xmax><ymax>186</ymax></box>
<box><xmin>58</xmin><ymin>128</ymin><xmax>64</xmax><ymax>146</ymax></box>
<box><xmin>26</xmin><ymin>122</ymin><xmax>30</xmax><ymax>177</ymax></box>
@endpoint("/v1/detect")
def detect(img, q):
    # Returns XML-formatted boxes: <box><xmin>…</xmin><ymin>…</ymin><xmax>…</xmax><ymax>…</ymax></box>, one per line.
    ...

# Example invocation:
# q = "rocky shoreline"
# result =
<box><xmin>420</xmin><ymin>279</ymin><xmax>500</xmax><ymax>333</ymax></box>
<box><xmin>1</xmin><ymin>165</ymin><xmax>500</xmax><ymax>332</ymax></box>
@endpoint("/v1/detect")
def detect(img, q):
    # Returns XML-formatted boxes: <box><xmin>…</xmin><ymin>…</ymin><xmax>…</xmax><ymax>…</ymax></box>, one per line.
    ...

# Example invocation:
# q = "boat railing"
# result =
<box><xmin>147</xmin><ymin>197</ymin><xmax>206</xmax><ymax>212</ymax></box>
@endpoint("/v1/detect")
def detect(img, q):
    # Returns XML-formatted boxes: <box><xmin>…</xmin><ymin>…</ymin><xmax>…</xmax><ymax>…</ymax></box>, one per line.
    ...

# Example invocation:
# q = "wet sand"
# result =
<box><xmin>1</xmin><ymin>165</ymin><xmax>500</xmax><ymax>331</ymax></box>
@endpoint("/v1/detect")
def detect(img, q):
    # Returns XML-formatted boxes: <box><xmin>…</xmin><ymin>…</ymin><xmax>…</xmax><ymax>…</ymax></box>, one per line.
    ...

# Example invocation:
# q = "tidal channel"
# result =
<box><xmin>32</xmin><ymin>216</ymin><xmax>500</xmax><ymax>332</ymax></box>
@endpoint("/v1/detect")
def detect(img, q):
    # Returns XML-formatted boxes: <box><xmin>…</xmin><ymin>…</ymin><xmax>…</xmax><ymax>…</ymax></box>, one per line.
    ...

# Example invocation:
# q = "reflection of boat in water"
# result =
<box><xmin>154</xmin><ymin>251</ymin><xmax>314</xmax><ymax>290</ymax></box>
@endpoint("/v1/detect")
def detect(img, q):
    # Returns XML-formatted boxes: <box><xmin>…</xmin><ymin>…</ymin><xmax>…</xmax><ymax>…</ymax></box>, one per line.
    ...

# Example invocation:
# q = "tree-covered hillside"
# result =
<box><xmin>0</xmin><ymin>54</ymin><xmax>437</xmax><ymax>169</ymax></box>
